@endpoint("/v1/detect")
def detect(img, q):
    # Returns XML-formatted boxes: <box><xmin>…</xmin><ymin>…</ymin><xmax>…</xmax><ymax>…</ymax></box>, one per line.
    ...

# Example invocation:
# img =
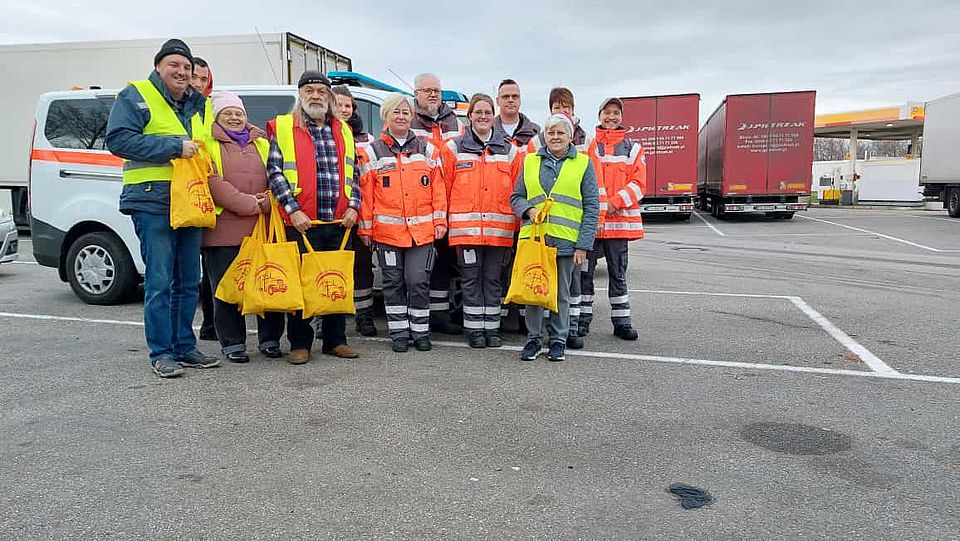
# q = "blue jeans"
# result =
<box><xmin>131</xmin><ymin>211</ymin><xmax>202</xmax><ymax>361</ymax></box>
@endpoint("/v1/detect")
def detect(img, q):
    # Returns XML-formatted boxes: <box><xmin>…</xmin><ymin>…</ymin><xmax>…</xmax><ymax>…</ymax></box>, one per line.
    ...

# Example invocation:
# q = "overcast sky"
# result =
<box><xmin>3</xmin><ymin>0</ymin><xmax>959</xmax><ymax>126</ymax></box>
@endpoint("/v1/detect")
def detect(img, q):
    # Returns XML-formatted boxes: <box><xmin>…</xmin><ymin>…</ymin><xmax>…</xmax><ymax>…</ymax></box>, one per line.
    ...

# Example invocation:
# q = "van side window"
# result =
<box><xmin>356</xmin><ymin>99</ymin><xmax>383</xmax><ymax>137</ymax></box>
<box><xmin>44</xmin><ymin>98</ymin><xmax>115</xmax><ymax>150</ymax></box>
<box><xmin>240</xmin><ymin>95</ymin><xmax>296</xmax><ymax>130</ymax></box>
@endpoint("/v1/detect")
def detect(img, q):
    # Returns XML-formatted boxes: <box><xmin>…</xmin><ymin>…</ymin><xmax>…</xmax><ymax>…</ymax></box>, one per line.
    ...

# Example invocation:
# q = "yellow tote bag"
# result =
<box><xmin>300</xmin><ymin>226</ymin><xmax>356</xmax><ymax>318</ymax></box>
<box><xmin>241</xmin><ymin>196</ymin><xmax>304</xmax><ymax>315</ymax></box>
<box><xmin>170</xmin><ymin>140</ymin><xmax>217</xmax><ymax>229</ymax></box>
<box><xmin>504</xmin><ymin>217</ymin><xmax>558</xmax><ymax>313</ymax></box>
<box><xmin>214</xmin><ymin>211</ymin><xmax>266</xmax><ymax>308</ymax></box>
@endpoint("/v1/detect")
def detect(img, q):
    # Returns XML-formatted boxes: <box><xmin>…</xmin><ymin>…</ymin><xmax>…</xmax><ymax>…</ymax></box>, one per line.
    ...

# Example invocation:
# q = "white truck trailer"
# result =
<box><xmin>920</xmin><ymin>92</ymin><xmax>960</xmax><ymax>216</ymax></box>
<box><xmin>0</xmin><ymin>32</ymin><xmax>351</xmax><ymax>227</ymax></box>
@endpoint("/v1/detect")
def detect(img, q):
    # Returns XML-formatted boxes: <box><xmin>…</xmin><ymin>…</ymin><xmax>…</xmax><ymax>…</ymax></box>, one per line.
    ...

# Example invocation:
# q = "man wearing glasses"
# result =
<box><xmin>410</xmin><ymin>73</ymin><xmax>464</xmax><ymax>335</ymax></box>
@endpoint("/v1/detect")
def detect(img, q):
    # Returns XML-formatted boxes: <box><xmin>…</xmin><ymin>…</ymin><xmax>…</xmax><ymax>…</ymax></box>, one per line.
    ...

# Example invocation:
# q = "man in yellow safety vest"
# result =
<box><xmin>106</xmin><ymin>38</ymin><xmax>218</xmax><ymax>378</ymax></box>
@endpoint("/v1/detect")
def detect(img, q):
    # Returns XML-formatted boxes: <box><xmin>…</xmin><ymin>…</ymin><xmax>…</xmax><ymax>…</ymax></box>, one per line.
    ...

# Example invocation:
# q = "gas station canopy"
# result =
<box><xmin>814</xmin><ymin>103</ymin><xmax>925</xmax><ymax>140</ymax></box>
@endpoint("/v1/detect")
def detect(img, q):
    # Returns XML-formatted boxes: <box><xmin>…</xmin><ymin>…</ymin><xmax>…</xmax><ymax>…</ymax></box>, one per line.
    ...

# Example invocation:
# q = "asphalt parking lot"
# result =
<box><xmin>2</xmin><ymin>206</ymin><xmax>959</xmax><ymax>539</ymax></box>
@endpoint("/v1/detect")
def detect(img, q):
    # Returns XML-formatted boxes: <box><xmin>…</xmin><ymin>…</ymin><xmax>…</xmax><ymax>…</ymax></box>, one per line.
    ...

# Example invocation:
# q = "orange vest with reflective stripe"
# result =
<box><xmin>358</xmin><ymin>133</ymin><xmax>447</xmax><ymax>248</ymax></box>
<box><xmin>588</xmin><ymin>128</ymin><xmax>646</xmax><ymax>240</ymax></box>
<box><xmin>441</xmin><ymin>137</ymin><xmax>521</xmax><ymax>247</ymax></box>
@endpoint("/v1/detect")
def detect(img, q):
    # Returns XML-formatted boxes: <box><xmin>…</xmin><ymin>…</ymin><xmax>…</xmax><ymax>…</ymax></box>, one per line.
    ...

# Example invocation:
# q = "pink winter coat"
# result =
<box><xmin>203</xmin><ymin>122</ymin><xmax>271</xmax><ymax>247</ymax></box>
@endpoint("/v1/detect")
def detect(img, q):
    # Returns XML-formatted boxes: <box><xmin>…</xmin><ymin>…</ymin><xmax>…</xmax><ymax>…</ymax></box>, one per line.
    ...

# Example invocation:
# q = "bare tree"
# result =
<box><xmin>815</xmin><ymin>138</ymin><xmax>912</xmax><ymax>161</ymax></box>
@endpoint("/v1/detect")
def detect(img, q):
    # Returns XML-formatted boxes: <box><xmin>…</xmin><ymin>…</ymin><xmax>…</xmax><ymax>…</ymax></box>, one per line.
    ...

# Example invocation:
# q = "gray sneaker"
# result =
<box><xmin>176</xmin><ymin>350</ymin><xmax>221</xmax><ymax>369</ymax></box>
<box><xmin>152</xmin><ymin>355</ymin><xmax>184</xmax><ymax>378</ymax></box>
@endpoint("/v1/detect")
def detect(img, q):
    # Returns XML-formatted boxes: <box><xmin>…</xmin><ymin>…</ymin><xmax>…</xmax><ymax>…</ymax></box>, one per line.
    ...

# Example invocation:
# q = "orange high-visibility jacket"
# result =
<box><xmin>358</xmin><ymin>132</ymin><xmax>447</xmax><ymax>247</ymax></box>
<box><xmin>440</xmin><ymin>131</ymin><xmax>522</xmax><ymax>247</ymax></box>
<box><xmin>587</xmin><ymin>127</ymin><xmax>647</xmax><ymax>240</ymax></box>
<box><xmin>411</xmin><ymin>103</ymin><xmax>463</xmax><ymax>145</ymax></box>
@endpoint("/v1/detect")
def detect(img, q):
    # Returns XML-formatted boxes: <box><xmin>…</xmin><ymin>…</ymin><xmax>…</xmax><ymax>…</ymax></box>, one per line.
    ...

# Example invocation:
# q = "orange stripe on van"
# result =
<box><xmin>31</xmin><ymin>149</ymin><xmax>123</xmax><ymax>167</ymax></box>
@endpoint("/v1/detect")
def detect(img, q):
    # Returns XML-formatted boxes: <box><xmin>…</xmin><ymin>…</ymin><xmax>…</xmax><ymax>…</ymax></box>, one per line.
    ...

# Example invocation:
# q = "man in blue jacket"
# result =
<box><xmin>106</xmin><ymin>38</ymin><xmax>219</xmax><ymax>378</ymax></box>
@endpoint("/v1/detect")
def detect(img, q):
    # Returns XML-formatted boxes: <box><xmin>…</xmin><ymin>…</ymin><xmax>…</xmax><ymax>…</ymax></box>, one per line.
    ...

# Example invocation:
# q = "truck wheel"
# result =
<box><xmin>715</xmin><ymin>202</ymin><xmax>726</xmax><ymax>220</ymax></box>
<box><xmin>11</xmin><ymin>187</ymin><xmax>30</xmax><ymax>228</ymax></box>
<box><xmin>674</xmin><ymin>213</ymin><xmax>692</xmax><ymax>221</ymax></box>
<box><xmin>66</xmin><ymin>231</ymin><xmax>139</xmax><ymax>305</ymax></box>
<box><xmin>948</xmin><ymin>187</ymin><xmax>960</xmax><ymax>218</ymax></box>
<box><xmin>779</xmin><ymin>212</ymin><xmax>795</xmax><ymax>220</ymax></box>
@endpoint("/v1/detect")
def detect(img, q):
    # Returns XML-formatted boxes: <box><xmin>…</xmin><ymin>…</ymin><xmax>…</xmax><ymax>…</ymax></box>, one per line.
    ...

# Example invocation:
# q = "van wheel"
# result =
<box><xmin>948</xmin><ymin>187</ymin><xmax>960</xmax><ymax>218</ymax></box>
<box><xmin>66</xmin><ymin>231</ymin><xmax>138</xmax><ymax>305</ymax></box>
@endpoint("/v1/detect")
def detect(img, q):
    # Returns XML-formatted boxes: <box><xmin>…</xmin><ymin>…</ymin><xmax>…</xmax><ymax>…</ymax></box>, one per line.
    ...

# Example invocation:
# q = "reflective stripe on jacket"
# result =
<box><xmin>358</xmin><ymin>132</ymin><xmax>447</xmax><ymax>247</ymax></box>
<box><xmin>440</xmin><ymin>130</ymin><xmax>521</xmax><ymax>247</ymax></box>
<box><xmin>588</xmin><ymin>127</ymin><xmax>646</xmax><ymax>240</ymax></box>
<box><xmin>121</xmin><ymin>79</ymin><xmax>208</xmax><ymax>184</ymax></box>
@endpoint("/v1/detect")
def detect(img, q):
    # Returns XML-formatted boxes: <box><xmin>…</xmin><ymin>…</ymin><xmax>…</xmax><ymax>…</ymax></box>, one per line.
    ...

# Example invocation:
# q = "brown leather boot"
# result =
<box><xmin>287</xmin><ymin>349</ymin><xmax>311</xmax><ymax>365</ymax></box>
<box><xmin>326</xmin><ymin>345</ymin><xmax>360</xmax><ymax>359</ymax></box>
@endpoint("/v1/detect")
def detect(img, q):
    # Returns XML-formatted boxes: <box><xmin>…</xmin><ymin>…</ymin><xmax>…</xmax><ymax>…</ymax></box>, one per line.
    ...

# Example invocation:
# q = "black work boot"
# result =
<box><xmin>566</xmin><ymin>334</ymin><xmax>584</xmax><ymax>349</ymax></box>
<box><xmin>355</xmin><ymin>314</ymin><xmax>378</xmax><ymax>337</ymax></box>
<box><xmin>415</xmin><ymin>336</ymin><xmax>432</xmax><ymax>351</ymax></box>
<box><xmin>614</xmin><ymin>325</ymin><xmax>639</xmax><ymax>341</ymax></box>
<box><xmin>468</xmin><ymin>331</ymin><xmax>486</xmax><ymax>348</ymax></box>
<box><xmin>391</xmin><ymin>338</ymin><xmax>409</xmax><ymax>353</ymax></box>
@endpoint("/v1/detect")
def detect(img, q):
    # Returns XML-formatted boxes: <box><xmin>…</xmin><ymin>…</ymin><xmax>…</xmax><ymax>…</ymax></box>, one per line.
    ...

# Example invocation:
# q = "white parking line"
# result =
<box><xmin>626</xmin><ymin>288</ymin><xmax>896</xmax><ymax>375</ymax></box>
<box><xmin>359</xmin><ymin>337</ymin><xmax>958</xmax><ymax>384</ymax></box>
<box><xmin>0</xmin><ymin>309</ymin><xmax>952</xmax><ymax>384</ymax></box>
<box><xmin>0</xmin><ymin>311</ymin><xmax>144</xmax><ymax>327</ymax></box>
<box><xmin>724</xmin><ymin>233</ymin><xmax>867</xmax><ymax>238</ymax></box>
<box><xmin>692</xmin><ymin>211</ymin><xmax>726</xmax><ymax>237</ymax></box>
<box><xmin>10</xmin><ymin>260</ymin><xmax>38</xmax><ymax>265</ymax></box>
<box><xmin>798</xmin><ymin>215</ymin><xmax>945</xmax><ymax>252</ymax></box>
<box><xmin>787</xmin><ymin>297</ymin><xmax>896</xmax><ymax>374</ymax></box>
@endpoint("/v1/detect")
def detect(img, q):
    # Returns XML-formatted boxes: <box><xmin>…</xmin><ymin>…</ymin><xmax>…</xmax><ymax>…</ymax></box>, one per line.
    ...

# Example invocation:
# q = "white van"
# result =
<box><xmin>30</xmin><ymin>85</ymin><xmax>390</xmax><ymax>304</ymax></box>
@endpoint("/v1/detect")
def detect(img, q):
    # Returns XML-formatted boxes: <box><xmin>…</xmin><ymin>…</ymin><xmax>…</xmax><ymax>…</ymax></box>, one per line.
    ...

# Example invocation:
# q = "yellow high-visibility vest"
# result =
<box><xmin>121</xmin><ymin>80</ymin><xmax>209</xmax><ymax>184</ymax></box>
<box><xmin>273</xmin><ymin>114</ymin><xmax>354</xmax><ymax>199</ymax></box>
<box><xmin>519</xmin><ymin>152</ymin><xmax>587</xmax><ymax>242</ymax></box>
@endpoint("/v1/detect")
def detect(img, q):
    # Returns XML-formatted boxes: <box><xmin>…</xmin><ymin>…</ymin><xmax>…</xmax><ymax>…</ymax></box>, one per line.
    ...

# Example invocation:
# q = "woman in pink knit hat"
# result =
<box><xmin>203</xmin><ymin>91</ymin><xmax>284</xmax><ymax>363</ymax></box>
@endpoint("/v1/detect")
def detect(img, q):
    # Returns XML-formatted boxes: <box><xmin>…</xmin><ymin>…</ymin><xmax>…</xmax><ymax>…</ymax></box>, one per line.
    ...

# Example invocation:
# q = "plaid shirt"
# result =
<box><xmin>267</xmin><ymin>119</ymin><xmax>361</xmax><ymax>221</ymax></box>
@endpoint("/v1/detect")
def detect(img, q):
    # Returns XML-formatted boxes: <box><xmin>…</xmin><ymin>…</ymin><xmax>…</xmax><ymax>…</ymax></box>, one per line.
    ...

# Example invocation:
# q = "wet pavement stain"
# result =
<box><xmin>741</xmin><ymin>422</ymin><xmax>853</xmax><ymax>455</ymax></box>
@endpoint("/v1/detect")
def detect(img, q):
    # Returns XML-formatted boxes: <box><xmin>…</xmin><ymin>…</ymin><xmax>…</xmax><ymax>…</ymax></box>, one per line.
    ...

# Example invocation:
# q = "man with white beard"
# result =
<box><xmin>263</xmin><ymin>71</ymin><xmax>362</xmax><ymax>365</ymax></box>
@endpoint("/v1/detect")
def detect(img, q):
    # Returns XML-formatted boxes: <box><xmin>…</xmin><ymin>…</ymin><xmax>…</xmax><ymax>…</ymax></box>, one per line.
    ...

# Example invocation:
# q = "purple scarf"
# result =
<box><xmin>223</xmin><ymin>125</ymin><xmax>251</xmax><ymax>147</ymax></box>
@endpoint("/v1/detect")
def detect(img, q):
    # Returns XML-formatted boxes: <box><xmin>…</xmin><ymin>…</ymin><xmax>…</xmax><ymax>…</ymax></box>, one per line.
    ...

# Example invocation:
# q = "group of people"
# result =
<box><xmin>106</xmin><ymin>38</ymin><xmax>646</xmax><ymax>378</ymax></box>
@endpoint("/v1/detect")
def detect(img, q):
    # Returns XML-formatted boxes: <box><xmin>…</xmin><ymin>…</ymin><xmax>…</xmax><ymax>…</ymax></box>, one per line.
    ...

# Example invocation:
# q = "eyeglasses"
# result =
<box><xmin>218</xmin><ymin>110</ymin><xmax>246</xmax><ymax>118</ymax></box>
<box><xmin>416</xmin><ymin>88</ymin><xmax>442</xmax><ymax>95</ymax></box>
